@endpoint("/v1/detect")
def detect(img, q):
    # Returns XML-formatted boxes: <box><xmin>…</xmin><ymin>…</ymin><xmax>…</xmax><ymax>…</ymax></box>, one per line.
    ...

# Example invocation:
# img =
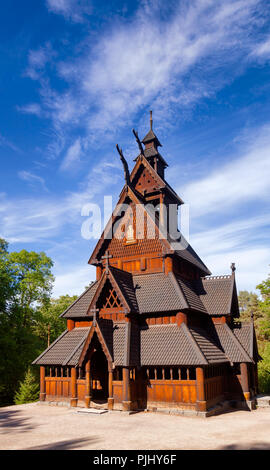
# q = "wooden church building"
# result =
<box><xmin>33</xmin><ymin>114</ymin><xmax>259</xmax><ymax>416</ymax></box>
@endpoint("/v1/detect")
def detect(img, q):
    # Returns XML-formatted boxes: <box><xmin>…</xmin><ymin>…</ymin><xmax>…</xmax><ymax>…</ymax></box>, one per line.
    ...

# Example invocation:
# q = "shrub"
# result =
<box><xmin>14</xmin><ymin>368</ymin><xmax>39</xmax><ymax>404</ymax></box>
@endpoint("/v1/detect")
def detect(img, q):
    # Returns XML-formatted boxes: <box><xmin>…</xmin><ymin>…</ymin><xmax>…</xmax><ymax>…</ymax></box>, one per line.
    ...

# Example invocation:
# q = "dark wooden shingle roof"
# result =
<box><xmin>214</xmin><ymin>324</ymin><xmax>253</xmax><ymax>363</ymax></box>
<box><xmin>60</xmin><ymin>281</ymin><xmax>98</xmax><ymax>318</ymax></box>
<box><xmin>32</xmin><ymin>327</ymin><xmax>90</xmax><ymax>366</ymax></box>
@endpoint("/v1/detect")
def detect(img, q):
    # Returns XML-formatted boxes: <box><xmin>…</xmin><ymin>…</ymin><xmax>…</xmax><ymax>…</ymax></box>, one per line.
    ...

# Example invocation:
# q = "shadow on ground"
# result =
<box><xmin>219</xmin><ymin>442</ymin><xmax>270</xmax><ymax>450</ymax></box>
<box><xmin>0</xmin><ymin>410</ymin><xmax>34</xmax><ymax>434</ymax></box>
<box><xmin>25</xmin><ymin>437</ymin><xmax>99</xmax><ymax>450</ymax></box>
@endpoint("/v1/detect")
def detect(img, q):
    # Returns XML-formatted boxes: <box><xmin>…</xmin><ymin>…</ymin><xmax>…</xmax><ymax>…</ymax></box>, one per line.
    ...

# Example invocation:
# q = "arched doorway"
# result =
<box><xmin>90</xmin><ymin>344</ymin><xmax>108</xmax><ymax>402</ymax></box>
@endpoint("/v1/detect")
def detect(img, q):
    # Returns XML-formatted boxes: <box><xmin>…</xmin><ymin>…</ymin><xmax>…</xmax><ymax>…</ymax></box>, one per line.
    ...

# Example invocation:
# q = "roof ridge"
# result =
<box><xmin>181</xmin><ymin>323</ymin><xmax>208</xmax><ymax>365</ymax></box>
<box><xmin>143</xmin><ymin>323</ymin><xmax>178</xmax><ymax>328</ymax></box>
<box><xmin>203</xmin><ymin>275</ymin><xmax>232</xmax><ymax>281</ymax></box>
<box><xmin>168</xmin><ymin>272</ymin><xmax>189</xmax><ymax>310</ymax></box>
<box><xmin>60</xmin><ymin>281</ymin><xmax>98</xmax><ymax>318</ymax></box>
<box><xmin>63</xmin><ymin>328</ymin><xmax>90</xmax><ymax>366</ymax></box>
<box><xmin>108</xmin><ymin>266</ymin><xmax>134</xmax><ymax>312</ymax></box>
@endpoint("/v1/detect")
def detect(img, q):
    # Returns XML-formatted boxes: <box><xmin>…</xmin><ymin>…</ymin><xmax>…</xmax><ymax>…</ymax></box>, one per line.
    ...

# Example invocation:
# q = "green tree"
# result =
<box><xmin>257</xmin><ymin>272</ymin><xmax>270</xmax><ymax>342</ymax></box>
<box><xmin>0</xmin><ymin>240</ymin><xmax>54</xmax><ymax>405</ymax></box>
<box><xmin>14</xmin><ymin>368</ymin><xmax>39</xmax><ymax>404</ymax></box>
<box><xmin>34</xmin><ymin>295</ymin><xmax>78</xmax><ymax>347</ymax></box>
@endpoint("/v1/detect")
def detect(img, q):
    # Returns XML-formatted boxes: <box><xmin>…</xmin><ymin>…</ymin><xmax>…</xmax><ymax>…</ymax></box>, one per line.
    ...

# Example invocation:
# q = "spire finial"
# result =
<box><xmin>231</xmin><ymin>262</ymin><xmax>236</xmax><ymax>273</ymax></box>
<box><xmin>150</xmin><ymin>110</ymin><xmax>153</xmax><ymax>130</ymax></box>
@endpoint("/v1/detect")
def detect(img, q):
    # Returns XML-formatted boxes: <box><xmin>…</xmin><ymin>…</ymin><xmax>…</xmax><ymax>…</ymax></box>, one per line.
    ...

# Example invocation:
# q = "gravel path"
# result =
<box><xmin>1</xmin><ymin>403</ymin><xmax>270</xmax><ymax>450</ymax></box>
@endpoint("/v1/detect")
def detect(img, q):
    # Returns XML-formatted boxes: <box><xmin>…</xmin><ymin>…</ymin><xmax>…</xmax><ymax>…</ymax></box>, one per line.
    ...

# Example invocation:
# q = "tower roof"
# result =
<box><xmin>141</xmin><ymin>110</ymin><xmax>162</xmax><ymax>148</ymax></box>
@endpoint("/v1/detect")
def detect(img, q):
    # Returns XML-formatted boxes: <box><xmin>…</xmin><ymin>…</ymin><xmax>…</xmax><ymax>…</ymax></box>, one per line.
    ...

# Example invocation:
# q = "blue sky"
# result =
<box><xmin>1</xmin><ymin>0</ymin><xmax>270</xmax><ymax>297</ymax></box>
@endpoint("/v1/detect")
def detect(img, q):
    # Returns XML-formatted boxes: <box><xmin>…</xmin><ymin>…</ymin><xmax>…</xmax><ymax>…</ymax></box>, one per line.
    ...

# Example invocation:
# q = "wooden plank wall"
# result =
<box><xmin>45</xmin><ymin>377</ymin><xmax>71</xmax><ymax>399</ymax></box>
<box><xmin>146</xmin><ymin>380</ymin><xmax>197</xmax><ymax>406</ymax></box>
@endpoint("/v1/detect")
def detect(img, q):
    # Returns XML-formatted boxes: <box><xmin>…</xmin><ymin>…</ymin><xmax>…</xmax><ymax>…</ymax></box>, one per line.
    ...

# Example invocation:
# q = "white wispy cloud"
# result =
<box><xmin>24</xmin><ymin>0</ymin><xmax>267</xmax><ymax>140</ymax></box>
<box><xmin>0</xmin><ymin>132</ymin><xmax>21</xmax><ymax>152</ymax></box>
<box><xmin>25</xmin><ymin>43</ymin><xmax>56</xmax><ymax>80</ymax></box>
<box><xmin>180</xmin><ymin>123</ymin><xmax>270</xmax><ymax>216</ymax></box>
<box><xmin>252</xmin><ymin>36</ymin><xmax>270</xmax><ymax>57</ymax></box>
<box><xmin>46</xmin><ymin>0</ymin><xmax>92</xmax><ymax>23</ymax></box>
<box><xmin>17</xmin><ymin>103</ymin><xmax>43</xmax><ymax>117</ymax></box>
<box><xmin>18</xmin><ymin>171</ymin><xmax>49</xmax><ymax>192</ymax></box>
<box><xmin>60</xmin><ymin>138</ymin><xmax>82</xmax><ymax>171</ymax></box>
<box><xmin>0</xmin><ymin>155</ymin><xmax>121</xmax><ymax>245</ymax></box>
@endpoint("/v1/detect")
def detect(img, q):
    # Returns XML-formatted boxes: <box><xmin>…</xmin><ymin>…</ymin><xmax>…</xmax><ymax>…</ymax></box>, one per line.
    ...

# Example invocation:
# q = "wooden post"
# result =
<box><xmin>176</xmin><ymin>312</ymin><xmax>187</xmax><ymax>326</ymax></box>
<box><xmin>70</xmin><ymin>367</ymin><xmax>78</xmax><ymax>407</ymax></box>
<box><xmin>67</xmin><ymin>319</ymin><xmax>75</xmax><ymax>331</ymax></box>
<box><xmin>254</xmin><ymin>363</ymin><xmax>258</xmax><ymax>395</ymax></box>
<box><xmin>40</xmin><ymin>366</ymin><xmax>46</xmax><ymax>401</ymax></box>
<box><xmin>196</xmin><ymin>367</ymin><xmax>206</xmax><ymax>412</ymax></box>
<box><xmin>164</xmin><ymin>256</ymin><xmax>173</xmax><ymax>275</ymax></box>
<box><xmin>108</xmin><ymin>367</ymin><xmax>114</xmax><ymax>410</ymax></box>
<box><xmin>122</xmin><ymin>367</ymin><xmax>131</xmax><ymax>411</ymax></box>
<box><xmin>240</xmin><ymin>363</ymin><xmax>250</xmax><ymax>401</ymax></box>
<box><xmin>85</xmin><ymin>360</ymin><xmax>91</xmax><ymax>408</ymax></box>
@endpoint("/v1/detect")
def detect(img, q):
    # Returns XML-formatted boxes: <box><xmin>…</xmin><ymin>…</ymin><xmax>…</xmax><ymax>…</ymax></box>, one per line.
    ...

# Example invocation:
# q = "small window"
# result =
<box><xmin>181</xmin><ymin>368</ymin><xmax>187</xmax><ymax>380</ymax></box>
<box><xmin>164</xmin><ymin>368</ymin><xmax>171</xmax><ymax>380</ymax></box>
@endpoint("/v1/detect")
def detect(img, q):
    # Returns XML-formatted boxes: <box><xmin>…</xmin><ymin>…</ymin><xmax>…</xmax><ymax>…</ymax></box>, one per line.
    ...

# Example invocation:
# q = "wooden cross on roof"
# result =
<box><xmin>101</xmin><ymin>250</ymin><xmax>113</xmax><ymax>274</ymax></box>
<box><xmin>89</xmin><ymin>307</ymin><xmax>99</xmax><ymax>326</ymax></box>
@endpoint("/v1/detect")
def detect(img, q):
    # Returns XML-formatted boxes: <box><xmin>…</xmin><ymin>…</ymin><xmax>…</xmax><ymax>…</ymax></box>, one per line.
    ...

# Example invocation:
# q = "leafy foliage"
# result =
<box><xmin>239</xmin><ymin>269</ymin><xmax>270</xmax><ymax>393</ymax></box>
<box><xmin>33</xmin><ymin>295</ymin><xmax>78</xmax><ymax>347</ymax></box>
<box><xmin>0</xmin><ymin>238</ymin><xmax>78</xmax><ymax>406</ymax></box>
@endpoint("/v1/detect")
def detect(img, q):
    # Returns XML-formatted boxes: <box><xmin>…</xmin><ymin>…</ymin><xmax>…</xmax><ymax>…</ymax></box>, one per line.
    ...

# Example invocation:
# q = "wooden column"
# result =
<box><xmin>70</xmin><ymin>367</ymin><xmax>78</xmax><ymax>407</ymax></box>
<box><xmin>85</xmin><ymin>359</ymin><xmax>91</xmax><ymax>408</ymax></box>
<box><xmin>240</xmin><ymin>363</ymin><xmax>250</xmax><ymax>401</ymax></box>
<box><xmin>176</xmin><ymin>312</ymin><xmax>187</xmax><ymax>326</ymax></box>
<box><xmin>67</xmin><ymin>319</ymin><xmax>75</xmax><ymax>331</ymax></box>
<box><xmin>122</xmin><ymin>367</ymin><xmax>131</xmax><ymax>411</ymax></box>
<box><xmin>254</xmin><ymin>363</ymin><xmax>258</xmax><ymax>395</ymax></box>
<box><xmin>196</xmin><ymin>367</ymin><xmax>206</xmax><ymax>412</ymax></box>
<box><xmin>108</xmin><ymin>367</ymin><xmax>114</xmax><ymax>410</ymax></box>
<box><xmin>40</xmin><ymin>366</ymin><xmax>46</xmax><ymax>402</ymax></box>
<box><xmin>164</xmin><ymin>256</ymin><xmax>173</xmax><ymax>275</ymax></box>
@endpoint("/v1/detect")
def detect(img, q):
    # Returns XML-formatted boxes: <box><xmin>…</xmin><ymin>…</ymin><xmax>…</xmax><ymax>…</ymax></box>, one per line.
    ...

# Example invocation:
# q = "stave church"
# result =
<box><xmin>33</xmin><ymin>113</ymin><xmax>259</xmax><ymax>416</ymax></box>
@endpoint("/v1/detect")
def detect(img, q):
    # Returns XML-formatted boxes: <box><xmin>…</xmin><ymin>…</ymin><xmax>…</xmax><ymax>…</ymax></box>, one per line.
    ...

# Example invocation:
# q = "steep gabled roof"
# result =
<box><xmin>232</xmin><ymin>322</ymin><xmax>261</xmax><ymax>361</ymax></box>
<box><xmin>88</xmin><ymin>179</ymin><xmax>209</xmax><ymax>276</ymax></box>
<box><xmin>132</xmin><ymin>271</ymin><xmax>188</xmax><ymax>313</ymax></box>
<box><xmin>195</xmin><ymin>274</ymin><xmax>239</xmax><ymax>316</ymax></box>
<box><xmin>214</xmin><ymin>323</ymin><xmax>253</xmax><ymax>363</ymax></box>
<box><xmin>142</xmin><ymin>129</ymin><xmax>162</xmax><ymax>147</ymax></box>
<box><xmin>60</xmin><ymin>269</ymin><xmax>239</xmax><ymax>319</ymax></box>
<box><xmin>130</xmin><ymin>153</ymin><xmax>183</xmax><ymax>204</ymax></box>
<box><xmin>174</xmin><ymin>240</ymin><xmax>211</xmax><ymax>276</ymax></box>
<box><xmin>190</xmin><ymin>327</ymin><xmax>229</xmax><ymax>364</ymax></box>
<box><xmin>175</xmin><ymin>277</ymin><xmax>207</xmax><ymax>313</ymax></box>
<box><xmin>60</xmin><ymin>281</ymin><xmax>98</xmax><ymax>318</ymax></box>
<box><xmin>78</xmin><ymin>319</ymin><xmax>113</xmax><ymax>367</ymax></box>
<box><xmin>32</xmin><ymin>327</ymin><xmax>90</xmax><ymax>366</ymax></box>
<box><xmin>109</xmin><ymin>266</ymin><xmax>139</xmax><ymax>313</ymax></box>
<box><xmin>140</xmin><ymin>323</ymin><xmax>208</xmax><ymax>366</ymax></box>
<box><xmin>88</xmin><ymin>183</ymin><xmax>173</xmax><ymax>265</ymax></box>
<box><xmin>87</xmin><ymin>267</ymin><xmax>132</xmax><ymax>314</ymax></box>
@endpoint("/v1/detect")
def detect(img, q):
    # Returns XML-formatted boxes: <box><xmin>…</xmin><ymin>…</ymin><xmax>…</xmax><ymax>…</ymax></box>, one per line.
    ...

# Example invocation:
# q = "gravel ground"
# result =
<box><xmin>1</xmin><ymin>402</ymin><xmax>270</xmax><ymax>450</ymax></box>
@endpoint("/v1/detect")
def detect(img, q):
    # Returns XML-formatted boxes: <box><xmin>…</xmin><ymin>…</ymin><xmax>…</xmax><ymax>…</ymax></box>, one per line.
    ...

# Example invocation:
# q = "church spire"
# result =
<box><xmin>142</xmin><ymin>111</ymin><xmax>162</xmax><ymax>149</ymax></box>
<box><xmin>141</xmin><ymin>111</ymin><xmax>167</xmax><ymax>178</ymax></box>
